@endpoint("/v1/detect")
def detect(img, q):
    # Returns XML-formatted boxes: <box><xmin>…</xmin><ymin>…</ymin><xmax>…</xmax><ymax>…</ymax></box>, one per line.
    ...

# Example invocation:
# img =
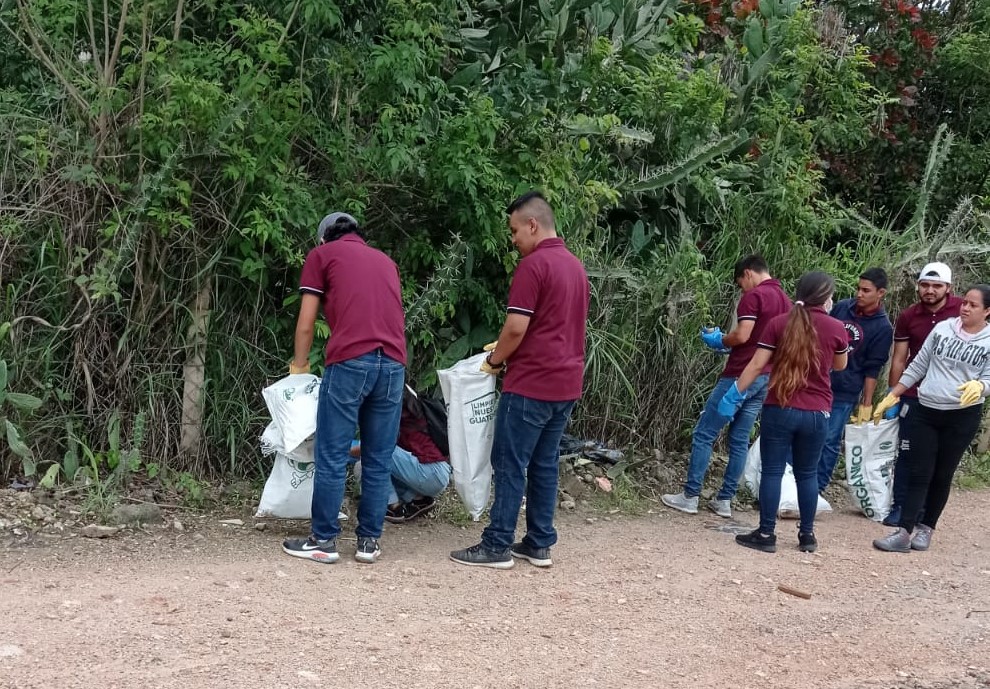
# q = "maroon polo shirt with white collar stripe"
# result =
<box><xmin>299</xmin><ymin>233</ymin><xmax>407</xmax><ymax>366</ymax></box>
<box><xmin>503</xmin><ymin>237</ymin><xmax>590</xmax><ymax>401</ymax></box>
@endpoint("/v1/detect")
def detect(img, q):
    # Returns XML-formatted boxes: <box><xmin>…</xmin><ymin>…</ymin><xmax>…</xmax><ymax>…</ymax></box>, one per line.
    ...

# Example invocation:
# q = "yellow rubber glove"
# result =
<box><xmin>872</xmin><ymin>393</ymin><xmax>899</xmax><ymax>424</ymax></box>
<box><xmin>479</xmin><ymin>354</ymin><xmax>505</xmax><ymax>376</ymax></box>
<box><xmin>288</xmin><ymin>361</ymin><xmax>310</xmax><ymax>375</ymax></box>
<box><xmin>483</xmin><ymin>341</ymin><xmax>498</xmax><ymax>352</ymax></box>
<box><xmin>957</xmin><ymin>380</ymin><xmax>984</xmax><ymax>406</ymax></box>
<box><xmin>850</xmin><ymin>405</ymin><xmax>873</xmax><ymax>425</ymax></box>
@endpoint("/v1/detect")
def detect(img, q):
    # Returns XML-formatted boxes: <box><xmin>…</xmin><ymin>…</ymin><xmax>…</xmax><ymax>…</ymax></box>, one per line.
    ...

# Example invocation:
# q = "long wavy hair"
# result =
<box><xmin>770</xmin><ymin>272</ymin><xmax>835</xmax><ymax>406</ymax></box>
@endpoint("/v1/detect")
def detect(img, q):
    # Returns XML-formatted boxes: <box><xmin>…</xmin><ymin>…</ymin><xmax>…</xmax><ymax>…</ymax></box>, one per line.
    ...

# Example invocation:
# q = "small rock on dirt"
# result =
<box><xmin>254</xmin><ymin>522</ymin><xmax>267</xmax><ymax>531</ymax></box>
<box><xmin>172</xmin><ymin>520</ymin><xmax>185</xmax><ymax>532</ymax></box>
<box><xmin>111</xmin><ymin>504</ymin><xmax>162</xmax><ymax>526</ymax></box>
<box><xmin>0</xmin><ymin>644</ymin><xmax>25</xmax><ymax>658</ymax></box>
<box><xmin>80</xmin><ymin>525</ymin><xmax>120</xmax><ymax>539</ymax></box>
<box><xmin>219</xmin><ymin>519</ymin><xmax>244</xmax><ymax>527</ymax></box>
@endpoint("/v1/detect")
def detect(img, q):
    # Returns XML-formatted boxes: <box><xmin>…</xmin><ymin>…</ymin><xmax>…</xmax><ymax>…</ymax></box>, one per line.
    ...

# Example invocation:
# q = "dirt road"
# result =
<box><xmin>1</xmin><ymin>489</ymin><xmax>989</xmax><ymax>689</ymax></box>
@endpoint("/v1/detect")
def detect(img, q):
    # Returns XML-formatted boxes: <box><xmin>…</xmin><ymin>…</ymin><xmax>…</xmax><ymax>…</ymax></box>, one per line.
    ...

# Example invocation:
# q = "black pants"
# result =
<box><xmin>897</xmin><ymin>402</ymin><xmax>982</xmax><ymax>533</ymax></box>
<box><xmin>890</xmin><ymin>397</ymin><xmax>917</xmax><ymax>509</ymax></box>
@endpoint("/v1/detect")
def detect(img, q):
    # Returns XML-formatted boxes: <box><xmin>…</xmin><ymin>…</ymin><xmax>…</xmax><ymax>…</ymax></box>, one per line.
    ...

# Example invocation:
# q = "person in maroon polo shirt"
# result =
<box><xmin>718</xmin><ymin>272</ymin><xmax>848</xmax><ymax>554</ymax></box>
<box><xmin>450</xmin><ymin>191</ymin><xmax>590</xmax><ymax>569</ymax></box>
<box><xmin>281</xmin><ymin>212</ymin><xmax>407</xmax><ymax>565</ymax></box>
<box><xmin>882</xmin><ymin>262</ymin><xmax>963</xmax><ymax>526</ymax></box>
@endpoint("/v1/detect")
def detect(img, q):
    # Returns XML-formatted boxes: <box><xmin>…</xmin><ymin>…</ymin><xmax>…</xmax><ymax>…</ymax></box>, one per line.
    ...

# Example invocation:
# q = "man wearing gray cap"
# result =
<box><xmin>282</xmin><ymin>212</ymin><xmax>407</xmax><ymax>564</ymax></box>
<box><xmin>883</xmin><ymin>261</ymin><xmax>962</xmax><ymax>526</ymax></box>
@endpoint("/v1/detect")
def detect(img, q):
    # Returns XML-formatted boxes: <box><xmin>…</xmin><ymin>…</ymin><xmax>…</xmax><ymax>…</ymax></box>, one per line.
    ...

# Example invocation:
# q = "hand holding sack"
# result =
<box><xmin>849</xmin><ymin>404</ymin><xmax>873</xmax><ymax>425</ymax></box>
<box><xmin>700</xmin><ymin>327</ymin><xmax>725</xmax><ymax>351</ymax></box>
<box><xmin>872</xmin><ymin>392</ymin><xmax>900</xmax><ymax>424</ymax></box>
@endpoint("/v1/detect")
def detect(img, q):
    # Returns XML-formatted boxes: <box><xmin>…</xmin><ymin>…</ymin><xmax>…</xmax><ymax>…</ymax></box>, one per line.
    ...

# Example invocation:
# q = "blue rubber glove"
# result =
<box><xmin>717</xmin><ymin>382</ymin><xmax>747</xmax><ymax>419</ymax></box>
<box><xmin>700</xmin><ymin>327</ymin><xmax>725</xmax><ymax>350</ymax></box>
<box><xmin>882</xmin><ymin>388</ymin><xmax>901</xmax><ymax>420</ymax></box>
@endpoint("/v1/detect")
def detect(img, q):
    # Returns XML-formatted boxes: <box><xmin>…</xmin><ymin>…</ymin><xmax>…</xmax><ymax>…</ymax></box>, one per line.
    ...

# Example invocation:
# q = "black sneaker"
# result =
<box><xmin>798</xmin><ymin>532</ymin><xmax>818</xmax><ymax>553</ymax></box>
<box><xmin>510</xmin><ymin>541</ymin><xmax>552</xmax><ymax>567</ymax></box>
<box><xmin>354</xmin><ymin>536</ymin><xmax>382</xmax><ymax>564</ymax></box>
<box><xmin>384</xmin><ymin>503</ymin><xmax>407</xmax><ymax>524</ymax></box>
<box><xmin>735</xmin><ymin>529</ymin><xmax>777</xmax><ymax>553</ymax></box>
<box><xmin>282</xmin><ymin>536</ymin><xmax>339</xmax><ymax>564</ymax></box>
<box><xmin>403</xmin><ymin>496</ymin><xmax>436</xmax><ymax>522</ymax></box>
<box><xmin>449</xmin><ymin>543</ymin><xmax>514</xmax><ymax>569</ymax></box>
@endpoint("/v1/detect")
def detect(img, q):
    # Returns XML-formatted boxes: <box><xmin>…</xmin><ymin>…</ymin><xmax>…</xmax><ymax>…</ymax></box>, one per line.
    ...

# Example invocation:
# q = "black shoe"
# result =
<box><xmin>510</xmin><ymin>541</ymin><xmax>552</xmax><ymax>567</ymax></box>
<box><xmin>404</xmin><ymin>497</ymin><xmax>436</xmax><ymax>522</ymax></box>
<box><xmin>882</xmin><ymin>505</ymin><xmax>901</xmax><ymax>527</ymax></box>
<box><xmin>282</xmin><ymin>536</ymin><xmax>339</xmax><ymax>564</ymax></box>
<box><xmin>385</xmin><ymin>503</ymin><xmax>407</xmax><ymax>524</ymax></box>
<box><xmin>798</xmin><ymin>532</ymin><xmax>818</xmax><ymax>553</ymax></box>
<box><xmin>450</xmin><ymin>543</ymin><xmax>514</xmax><ymax>569</ymax></box>
<box><xmin>354</xmin><ymin>536</ymin><xmax>382</xmax><ymax>563</ymax></box>
<box><xmin>735</xmin><ymin>529</ymin><xmax>777</xmax><ymax>553</ymax></box>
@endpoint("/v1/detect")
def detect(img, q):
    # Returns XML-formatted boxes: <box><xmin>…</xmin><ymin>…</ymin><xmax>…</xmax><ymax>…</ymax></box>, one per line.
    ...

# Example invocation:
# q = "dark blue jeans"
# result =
<box><xmin>311</xmin><ymin>351</ymin><xmax>404</xmax><ymax>541</ymax></box>
<box><xmin>816</xmin><ymin>399</ymin><xmax>857</xmax><ymax>493</ymax></box>
<box><xmin>890</xmin><ymin>397</ymin><xmax>916</xmax><ymax>509</ymax></box>
<box><xmin>481</xmin><ymin>392</ymin><xmax>576</xmax><ymax>551</ymax></box>
<box><xmin>759</xmin><ymin>405</ymin><xmax>829</xmax><ymax>535</ymax></box>
<box><xmin>684</xmin><ymin>374</ymin><xmax>769</xmax><ymax>499</ymax></box>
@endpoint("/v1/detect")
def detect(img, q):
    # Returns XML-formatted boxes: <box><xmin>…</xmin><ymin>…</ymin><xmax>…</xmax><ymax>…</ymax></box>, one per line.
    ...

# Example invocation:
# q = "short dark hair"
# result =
<box><xmin>507</xmin><ymin>191</ymin><xmax>555</xmax><ymax>229</ymax></box>
<box><xmin>968</xmin><ymin>284</ymin><xmax>990</xmax><ymax>309</ymax></box>
<box><xmin>860</xmin><ymin>267</ymin><xmax>888</xmax><ymax>291</ymax></box>
<box><xmin>733</xmin><ymin>254</ymin><xmax>769</xmax><ymax>280</ymax></box>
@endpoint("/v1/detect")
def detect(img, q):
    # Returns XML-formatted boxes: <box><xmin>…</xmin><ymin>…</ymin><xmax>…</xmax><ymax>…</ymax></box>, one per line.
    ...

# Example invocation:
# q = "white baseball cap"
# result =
<box><xmin>918</xmin><ymin>262</ymin><xmax>952</xmax><ymax>284</ymax></box>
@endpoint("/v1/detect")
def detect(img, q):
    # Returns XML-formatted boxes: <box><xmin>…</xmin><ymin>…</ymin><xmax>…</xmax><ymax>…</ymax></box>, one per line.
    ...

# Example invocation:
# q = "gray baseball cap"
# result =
<box><xmin>317</xmin><ymin>212</ymin><xmax>359</xmax><ymax>242</ymax></box>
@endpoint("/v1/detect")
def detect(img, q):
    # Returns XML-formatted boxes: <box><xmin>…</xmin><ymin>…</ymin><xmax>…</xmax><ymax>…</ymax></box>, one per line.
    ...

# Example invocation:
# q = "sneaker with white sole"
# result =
<box><xmin>707</xmin><ymin>498</ymin><xmax>732</xmax><ymax>518</ymax></box>
<box><xmin>450</xmin><ymin>543</ymin><xmax>514</xmax><ymax>569</ymax></box>
<box><xmin>873</xmin><ymin>527</ymin><xmax>911</xmax><ymax>553</ymax></box>
<box><xmin>661</xmin><ymin>492</ymin><xmax>699</xmax><ymax>515</ymax></box>
<box><xmin>911</xmin><ymin>524</ymin><xmax>933</xmax><ymax>551</ymax></box>
<box><xmin>282</xmin><ymin>536</ymin><xmax>339</xmax><ymax>564</ymax></box>
<box><xmin>354</xmin><ymin>536</ymin><xmax>382</xmax><ymax>563</ymax></box>
<box><xmin>510</xmin><ymin>541</ymin><xmax>552</xmax><ymax>567</ymax></box>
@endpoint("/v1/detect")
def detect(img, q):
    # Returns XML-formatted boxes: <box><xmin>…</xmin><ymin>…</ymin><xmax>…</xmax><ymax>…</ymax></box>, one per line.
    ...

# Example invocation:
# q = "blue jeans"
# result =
<box><xmin>759</xmin><ymin>405</ymin><xmax>829</xmax><ymax>535</ymax></box>
<box><xmin>890</xmin><ymin>397</ymin><xmax>916</xmax><ymax>509</ymax></box>
<box><xmin>387</xmin><ymin>447</ymin><xmax>451</xmax><ymax>505</ymax></box>
<box><xmin>816</xmin><ymin>399</ymin><xmax>857</xmax><ymax>493</ymax></box>
<box><xmin>683</xmin><ymin>374</ymin><xmax>769</xmax><ymax>500</ymax></box>
<box><xmin>481</xmin><ymin>392</ymin><xmax>576</xmax><ymax>551</ymax></box>
<box><xmin>311</xmin><ymin>351</ymin><xmax>404</xmax><ymax>541</ymax></box>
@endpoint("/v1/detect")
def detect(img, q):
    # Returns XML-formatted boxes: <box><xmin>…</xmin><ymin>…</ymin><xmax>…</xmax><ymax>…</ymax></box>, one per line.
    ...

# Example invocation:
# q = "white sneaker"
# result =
<box><xmin>707</xmin><ymin>498</ymin><xmax>732</xmax><ymax>518</ymax></box>
<box><xmin>661</xmin><ymin>492</ymin><xmax>699</xmax><ymax>514</ymax></box>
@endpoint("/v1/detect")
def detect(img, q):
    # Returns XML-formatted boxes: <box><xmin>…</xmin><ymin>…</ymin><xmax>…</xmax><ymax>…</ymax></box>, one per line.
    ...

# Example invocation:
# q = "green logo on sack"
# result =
<box><xmin>879</xmin><ymin>441</ymin><xmax>893</xmax><ymax>451</ymax></box>
<box><xmin>466</xmin><ymin>391</ymin><xmax>497</xmax><ymax>425</ymax></box>
<box><xmin>848</xmin><ymin>445</ymin><xmax>875</xmax><ymax>518</ymax></box>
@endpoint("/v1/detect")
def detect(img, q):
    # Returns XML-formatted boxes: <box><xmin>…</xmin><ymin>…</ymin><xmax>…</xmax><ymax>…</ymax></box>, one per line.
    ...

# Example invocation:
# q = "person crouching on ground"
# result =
<box><xmin>872</xmin><ymin>285</ymin><xmax>990</xmax><ymax>553</ymax></box>
<box><xmin>282</xmin><ymin>212</ymin><xmax>406</xmax><ymax>565</ymax></box>
<box><xmin>719</xmin><ymin>272</ymin><xmax>848</xmax><ymax>554</ymax></box>
<box><xmin>450</xmin><ymin>191</ymin><xmax>590</xmax><ymax>570</ymax></box>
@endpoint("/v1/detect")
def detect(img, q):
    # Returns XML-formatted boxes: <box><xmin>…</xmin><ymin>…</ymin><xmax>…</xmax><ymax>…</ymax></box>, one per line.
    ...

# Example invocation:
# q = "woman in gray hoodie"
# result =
<box><xmin>872</xmin><ymin>285</ymin><xmax>990</xmax><ymax>552</ymax></box>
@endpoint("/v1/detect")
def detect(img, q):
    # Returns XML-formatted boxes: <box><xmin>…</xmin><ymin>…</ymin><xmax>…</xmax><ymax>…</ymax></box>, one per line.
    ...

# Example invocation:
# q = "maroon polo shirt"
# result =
<box><xmin>299</xmin><ymin>234</ymin><xmax>407</xmax><ymax>366</ymax></box>
<box><xmin>397</xmin><ymin>409</ymin><xmax>446</xmax><ymax>464</ymax></box>
<box><xmin>893</xmin><ymin>295</ymin><xmax>963</xmax><ymax>398</ymax></box>
<box><xmin>502</xmin><ymin>238</ymin><xmax>590</xmax><ymax>401</ymax></box>
<box><xmin>758</xmin><ymin>307</ymin><xmax>849</xmax><ymax>412</ymax></box>
<box><xmin>722</xmin><ymin>278</ymin><xmax>792</xmax><ymax>378</ymax></box>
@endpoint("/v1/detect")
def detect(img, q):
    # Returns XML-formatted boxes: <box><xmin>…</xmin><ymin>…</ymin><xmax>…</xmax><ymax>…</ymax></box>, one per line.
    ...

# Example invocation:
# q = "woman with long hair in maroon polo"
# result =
<box><xmin>717</xmin><ymin>272</ymin><xmax>849</xmax><ymax>553</ymax></box>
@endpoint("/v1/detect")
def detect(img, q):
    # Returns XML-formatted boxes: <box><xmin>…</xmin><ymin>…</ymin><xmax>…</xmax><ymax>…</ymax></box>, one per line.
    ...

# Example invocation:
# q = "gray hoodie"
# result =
<box><xmin>900</xmin><ymin>318</ymin><xmax>990</xmax><ymax>410</ymax></box>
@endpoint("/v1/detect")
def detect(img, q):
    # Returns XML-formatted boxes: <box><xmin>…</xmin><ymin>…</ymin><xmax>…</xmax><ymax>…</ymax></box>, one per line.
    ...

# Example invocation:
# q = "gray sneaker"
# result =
<box><xmin>873</xmin><ymin>528</ymin><xmax>912</xmax><ymax>553</ymax></box>
<box><xmin>661</xmin><ymin>492</ymin><xmax>699</xmax><ymax>515</ymax></box>
<box><xmin>911</xmin><ymin>524</ymin><xmax>933</xmax><ymax>551</ymax></box>
<box><xmin>707</xmin><ymin>498</ymin><xmax>732</xmax><ymax>518</ymax></box>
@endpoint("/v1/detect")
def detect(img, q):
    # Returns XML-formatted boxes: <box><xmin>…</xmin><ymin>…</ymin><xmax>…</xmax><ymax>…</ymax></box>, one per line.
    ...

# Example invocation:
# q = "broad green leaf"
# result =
<box><xmin>39</xmin><ymin>463</ymin><xmax>61</xmax><ymax>489</ymax></box>
<box><xmin>6</xmin><ymin>419</ymin><xmax>35</xmax><ymax>474</ymax></box>
<box><xmin>5</xmin><ymin>393</ymin><xmax>42</xmax><ymax>412</ymax></box>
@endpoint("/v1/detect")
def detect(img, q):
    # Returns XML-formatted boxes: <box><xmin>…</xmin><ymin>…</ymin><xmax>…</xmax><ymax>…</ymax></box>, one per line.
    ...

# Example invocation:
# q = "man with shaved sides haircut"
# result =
<box><xmin>451</xmin><ymin>191</ymin><xmax>590</xmax><ymax>570</ymax></box>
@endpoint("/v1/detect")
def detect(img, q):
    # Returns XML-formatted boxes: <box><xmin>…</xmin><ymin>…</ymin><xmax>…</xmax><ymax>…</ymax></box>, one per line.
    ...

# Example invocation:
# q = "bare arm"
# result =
<box><xmin>486</xmin><ymin>313</ymin><xmax>531</xmax><ymax>366</ymax></box>
<box><xmin>887</xmin><ymin>341</ymin><xmax>908</xmax><ymax>389</ymax></box>
<box><xmin>833</xmin><ymin>351</ymin><xmax>848</xmax><ymax>371</ymax></box>
<box><xmin>292</xmin><ymin>293</ymin><xmax>321</xmax><ymax>369</ymax></box>
<box><xmin>735</xmin><ymin>348</ymin><xmax>773</xmax><ymax>393</ymax></box>
<box><xmin>861</xmin><ymin>377</ymin><xmax>877</xmax><ymax>406</ymax></box>
<box><xmin>722</xmin><ymin>319</ymin><xmax>756</xmax><ymax>348</ymax></box>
